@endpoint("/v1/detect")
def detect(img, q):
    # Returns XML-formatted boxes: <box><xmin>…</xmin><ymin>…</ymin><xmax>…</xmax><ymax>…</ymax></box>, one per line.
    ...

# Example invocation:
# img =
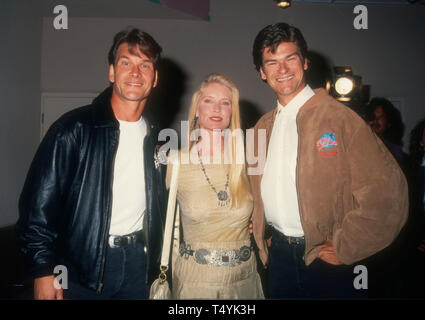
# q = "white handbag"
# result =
<box><xmin>149</xmin><ymin>158</ymin><xmax>179</xmax><ymax>299</ymax></box>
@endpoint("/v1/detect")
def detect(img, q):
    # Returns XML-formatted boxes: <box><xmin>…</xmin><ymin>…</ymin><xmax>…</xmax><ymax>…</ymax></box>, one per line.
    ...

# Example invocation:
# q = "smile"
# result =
<box><xmin>277</xmin><ymin>75</ymin><xmax>294</xmax><ymax>82</ymax></box>
<box><xmin>127</xmin><ymin>82</ymin><xmax>143</xmax><ymax>87</ymax></box>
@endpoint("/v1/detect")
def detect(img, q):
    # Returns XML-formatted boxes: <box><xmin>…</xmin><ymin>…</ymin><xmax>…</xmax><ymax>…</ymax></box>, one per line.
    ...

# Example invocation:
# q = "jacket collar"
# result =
<box><xmin>91</xmin><ymin>86</ymin><xmax>119</xmax><ymax>128</ymax></box>
<box><xmin>297</xmin><ymin>88</ymin><xmax>331</xmax><ymax>118</ymax></box>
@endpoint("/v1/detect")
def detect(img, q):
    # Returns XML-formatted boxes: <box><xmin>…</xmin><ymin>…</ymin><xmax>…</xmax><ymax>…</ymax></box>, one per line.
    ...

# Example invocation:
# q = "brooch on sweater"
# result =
<box><xmin>154</xmin><ymin>145</ymin><xmax>168</xmax><ymax>168</ymax></box>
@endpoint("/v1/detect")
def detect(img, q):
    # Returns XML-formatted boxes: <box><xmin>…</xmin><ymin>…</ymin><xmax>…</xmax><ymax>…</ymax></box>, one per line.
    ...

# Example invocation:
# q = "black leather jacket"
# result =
<box><xmin>16</xmin><ymin>87</ymin><xmax>167</xmax><ymax>292</ymax></box>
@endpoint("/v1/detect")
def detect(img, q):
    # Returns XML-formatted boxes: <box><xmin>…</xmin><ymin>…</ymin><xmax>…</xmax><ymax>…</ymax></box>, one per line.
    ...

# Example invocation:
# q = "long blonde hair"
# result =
<box><xmin>187</xmin><ymin>73</ymin><xmax>252</xmax><ymax>208</ymax></box>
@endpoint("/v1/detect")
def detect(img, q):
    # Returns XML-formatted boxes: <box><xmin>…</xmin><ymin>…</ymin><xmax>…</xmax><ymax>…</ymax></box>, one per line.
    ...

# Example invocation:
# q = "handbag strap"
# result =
<box><xmin>160</xmin><ymin>156</ymin><xmax>180</xmax><ymax>268</ymax></box>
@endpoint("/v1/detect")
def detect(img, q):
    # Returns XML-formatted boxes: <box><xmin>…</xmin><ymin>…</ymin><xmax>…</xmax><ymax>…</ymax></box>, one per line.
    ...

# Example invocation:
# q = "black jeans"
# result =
<box><xmin>64</xmin><ymin>242</ymin><xmax>148</xmax><ymax>300</ymax></box>
<box><xmin>268</xmin><ymin>228</ymin><xmax>366</xmax><ymax>299</ymax></box>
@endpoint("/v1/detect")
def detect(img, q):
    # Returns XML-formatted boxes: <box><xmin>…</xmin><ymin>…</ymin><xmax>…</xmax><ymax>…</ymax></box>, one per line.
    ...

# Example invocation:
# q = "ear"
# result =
<box><xmin>303</xmin><ymin>58</ymin><xmax>309</xmax><ymax>71</ymax></box>
<box><xmin>259</xmin><ymin>67</ymin><xmax>267</xmax><ymax>81</ymax></box>
<box><xmin>108</xmin><ymin>64</ymin><xmax>115</xmax><ymax>83</ymax></box>
<box><xmin>153</xmin><ymin>70</ymin><xmax>158</xmax><ymax>88</ymax></box>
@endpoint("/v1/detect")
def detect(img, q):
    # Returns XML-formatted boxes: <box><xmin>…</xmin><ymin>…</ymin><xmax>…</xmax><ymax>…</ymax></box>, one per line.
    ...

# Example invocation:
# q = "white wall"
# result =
<box><xmin>0</xmin><ymin>1</ymin><xmax>42</xmax><ymax>227</ymax></box>
<box><xmin>41</xmin><ymin>0</ymin><xmax>425</xmax><ymax>138</ymax></box>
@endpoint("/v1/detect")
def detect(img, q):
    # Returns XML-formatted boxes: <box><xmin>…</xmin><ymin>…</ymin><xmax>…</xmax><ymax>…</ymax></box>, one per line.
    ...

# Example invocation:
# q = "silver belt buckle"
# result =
<box><xmin>108</xmin><ymin>234</ymin><xmax>137</xmax><ymax>248</ymax></box>
<box><xmin>286</xmin><ymin>235</ymin><xmax>304</xmax><ymax>245</ymax></box>
<box><xmin>108</xmin><ymin>235</ymin><xmax>119</xmax><ymax>248</ymax></box>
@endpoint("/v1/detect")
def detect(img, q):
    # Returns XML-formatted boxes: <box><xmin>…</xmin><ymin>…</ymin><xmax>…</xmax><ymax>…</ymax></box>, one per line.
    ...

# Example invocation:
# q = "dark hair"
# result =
<box><xmin>409</xmin><ymin>118</ymin><xmax>425</xmax><ymax>169</ymax></box>
<box><xmin>252</xmin><ymin>22</ymin><xmax>308</xmax><ymax>72</ymax></box>
<box><xmin>366</xmin><ymin>97</ymin><xmax>405</xmax><ymax>145</ymax></box>
<box><xmin>108</xmin><ymin>28</ymin><xmax>162</xmax><ymax>69</ymax></box>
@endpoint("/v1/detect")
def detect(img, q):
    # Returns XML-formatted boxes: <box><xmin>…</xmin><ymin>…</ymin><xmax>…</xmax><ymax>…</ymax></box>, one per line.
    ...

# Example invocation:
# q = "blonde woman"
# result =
<box><xmin>167</xmin><ymin>74</ymin><xmax>264</xmax><ymax>299</ymax></box>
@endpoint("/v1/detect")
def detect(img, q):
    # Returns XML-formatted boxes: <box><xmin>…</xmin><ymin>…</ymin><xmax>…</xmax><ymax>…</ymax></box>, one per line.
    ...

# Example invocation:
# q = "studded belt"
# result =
<box><xmin>179</xmin><ymin>243</ymin><xmax>252</xmax><ymax>267</ymax></box>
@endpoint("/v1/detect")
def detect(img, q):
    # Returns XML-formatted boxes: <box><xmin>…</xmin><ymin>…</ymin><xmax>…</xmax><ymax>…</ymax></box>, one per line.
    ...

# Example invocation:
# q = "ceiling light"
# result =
<box><xmin>275</xmin><ymin>0</ymin><xmax>291</xmax><ymax>8</ymax></box>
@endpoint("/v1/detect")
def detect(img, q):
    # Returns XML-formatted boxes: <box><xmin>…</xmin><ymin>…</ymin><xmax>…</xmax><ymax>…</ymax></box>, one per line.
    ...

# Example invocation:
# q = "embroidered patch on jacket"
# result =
<box><xmin>316</xmin><ymin>132</ymin><xmax>338</xmax><ymax>157</ymax></box>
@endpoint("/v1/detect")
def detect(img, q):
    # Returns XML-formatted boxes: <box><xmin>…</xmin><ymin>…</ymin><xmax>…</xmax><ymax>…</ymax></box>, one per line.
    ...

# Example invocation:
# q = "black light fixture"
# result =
<box><xmin>330</xmin><ymin>66</ymin><xmax>369</xmax><ymax>117</ymax></box>
<box><xmin>275</xmin><ymin>0</ymin><xmax>291</xmax><ymax>8</ymax></box>
<box><xmin>331</xmin><ymin>66</ymin><xmax>361</xmax><ymax>103</ymax></box>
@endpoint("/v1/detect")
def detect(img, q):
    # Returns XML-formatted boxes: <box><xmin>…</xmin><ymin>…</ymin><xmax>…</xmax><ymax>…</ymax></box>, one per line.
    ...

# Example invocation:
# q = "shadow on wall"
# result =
<box><xmin>240</xmin><ymin>100</ymin><xmax>263</xmax><ymax>131</ymax></box>
<box><xmin>305</xmin><ymin>50</ymin><xmax>371</xmax><ymax>118</ymax></box>
<box><xmin>305</xmin><ymin>50</ymin><xmax>333</xmax><ymax>90</ymax></box>
<box><xmin>145</xmin><ymin>57</ymin><xmax>188</xmax><ymax>131</ymax></box>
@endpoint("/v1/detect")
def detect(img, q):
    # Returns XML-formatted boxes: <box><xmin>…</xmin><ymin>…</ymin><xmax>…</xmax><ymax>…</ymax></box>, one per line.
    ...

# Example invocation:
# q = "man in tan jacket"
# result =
<box><xmin>249</xmin><ymin>22</ymin><xmax>408</xmax><ymax>298</ymax></box>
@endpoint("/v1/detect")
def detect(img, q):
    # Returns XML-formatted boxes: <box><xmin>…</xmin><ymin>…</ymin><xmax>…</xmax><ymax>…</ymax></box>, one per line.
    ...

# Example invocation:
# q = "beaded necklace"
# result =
<box><xmin>197</xmin><ymin>150</ymin><xmax>230</xmax><ymax>207</ymax></box>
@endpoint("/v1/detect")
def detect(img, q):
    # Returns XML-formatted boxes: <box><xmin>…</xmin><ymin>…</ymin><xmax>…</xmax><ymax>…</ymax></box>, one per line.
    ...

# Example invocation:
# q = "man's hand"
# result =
<box><xmin>34</xmin><ymin>275</ymin><xmax>64</xmax><ymax>300</ymax></box>
<box><xmin>317</xmin><ymin>240</ymin><xmax>343</xmax><ymax>265</ymax></box>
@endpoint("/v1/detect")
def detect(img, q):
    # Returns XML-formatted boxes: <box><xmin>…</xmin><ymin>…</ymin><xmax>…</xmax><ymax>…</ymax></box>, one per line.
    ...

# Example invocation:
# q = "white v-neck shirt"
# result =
<box><xmin>261</xmin><ymin>85</ymin><xmax>315</xmax><ymax>237</ymax></box>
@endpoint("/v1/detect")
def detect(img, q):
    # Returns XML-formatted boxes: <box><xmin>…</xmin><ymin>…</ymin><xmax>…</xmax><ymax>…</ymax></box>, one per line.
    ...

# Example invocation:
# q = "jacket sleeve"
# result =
<box><xmin>16</xmin><ymin>122</ymin><xmax>77</xmax><ymax>279</ymax></box>
<box><xmin>247</xmin><ymin>123</ymin><xmax>270</xmax><ymax>267</ymax></box>
<box><xmin>333</xmin><ymin>122</ymin><xmax>409</xmax><ymax>265</ymax></box>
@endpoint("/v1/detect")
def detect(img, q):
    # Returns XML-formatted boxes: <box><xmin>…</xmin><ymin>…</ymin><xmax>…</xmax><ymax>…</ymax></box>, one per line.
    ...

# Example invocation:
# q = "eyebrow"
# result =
<box><xmin>202</xmin><ymin>95</ymin><xmax>231</xmax><ymax>100</ymax></box>
<box><xmin>263</xmin><ymin>51</ymin><xmax>300</xmax><ymax>64</ymax></box>
<box><xmin>286</xmin><ymin>52</ymin><xmax>300</xmax><ymax>59</ymax></box>
<box><xmin>117</xmin><ymin>55</ymin><xmax>153</xmax><ymax>63</ymax></box>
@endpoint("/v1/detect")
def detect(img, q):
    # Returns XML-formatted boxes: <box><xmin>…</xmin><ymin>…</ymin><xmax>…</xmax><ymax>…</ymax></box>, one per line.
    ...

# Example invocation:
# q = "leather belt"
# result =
<box><xmin>272</xmin><ymin>227</ymin><xmax>305</xmax><ymax>245</ymax></box>
<box><xmin>179</xmin><ymin>243</ymin><xmax>252</xmax><ymax>267</ymax></box>
<box><xmin>108</xmin><ymin>230</ymin><xmax>145</xmax><ymax>248</ymax></box>
<box><xmin>283</xmin><ymin>234</ymin><xmax>305</xmax><ymax>245</ymax></box>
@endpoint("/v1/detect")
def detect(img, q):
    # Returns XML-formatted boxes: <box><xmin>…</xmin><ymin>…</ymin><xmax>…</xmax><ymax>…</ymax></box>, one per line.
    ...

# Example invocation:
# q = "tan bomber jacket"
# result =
<box><xmin>248</xmin><ymin>88</ymin><xmax>409</xmax><ymax>266</ymax></box>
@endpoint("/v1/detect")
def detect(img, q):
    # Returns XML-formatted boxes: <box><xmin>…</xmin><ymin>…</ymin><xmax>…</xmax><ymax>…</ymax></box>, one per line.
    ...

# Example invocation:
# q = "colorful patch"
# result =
<box><xmin>316</xmin><ymin>133</ymin><xmax>338</xmax><ymax>157</ymax></box>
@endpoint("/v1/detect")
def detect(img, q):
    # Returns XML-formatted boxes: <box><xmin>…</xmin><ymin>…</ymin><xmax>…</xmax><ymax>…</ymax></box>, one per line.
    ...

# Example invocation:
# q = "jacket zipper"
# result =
<box><xmin>143</xmin><ymin>124</ymin><xmax>152</xmax><ymax>286</ymax></box>
<box><xmin>97</xmin><ymin>128</ymin><xmax>120</xmax><ymax>294</ymax></box>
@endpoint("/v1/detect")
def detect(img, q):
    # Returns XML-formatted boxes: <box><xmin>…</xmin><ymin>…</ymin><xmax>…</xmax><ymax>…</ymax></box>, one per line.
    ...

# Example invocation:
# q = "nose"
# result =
<box><xmin>212</xmin><ymin>101</ymin><xmax>221</xmax><ymax>113</ymax></box>
<box><xmin>130</xmin><ymin>65</ymin><xmax>141</xmax><ymax>77</ymax></box>
<box><xmin>278</xmin><ymin>61</ymin><xmax>288</xmax><ymax>74</ymax></box>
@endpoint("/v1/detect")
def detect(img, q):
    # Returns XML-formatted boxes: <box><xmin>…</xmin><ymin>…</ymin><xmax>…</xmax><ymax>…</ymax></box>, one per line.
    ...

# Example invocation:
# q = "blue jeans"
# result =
<box><xmin>64</xmin><ymin>242</ymin><xmax>148</xmax><ymax>300</ymax></box>
<box><xmin>268</xmin><ymin>228</ymin><xmax>366</xmax><ymax>299</ymax></box>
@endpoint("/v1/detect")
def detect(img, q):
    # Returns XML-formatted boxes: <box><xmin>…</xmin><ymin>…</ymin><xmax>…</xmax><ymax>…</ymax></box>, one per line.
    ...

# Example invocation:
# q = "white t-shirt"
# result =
<box><xmin>109</xmin><ymin>117</ymin><xmax>147</xmax><ymax>236</ymax></box>
<box><xmin>261</xmin><ymin>85</ymin><xmax>315</xmax><ymax>237</ymax></box>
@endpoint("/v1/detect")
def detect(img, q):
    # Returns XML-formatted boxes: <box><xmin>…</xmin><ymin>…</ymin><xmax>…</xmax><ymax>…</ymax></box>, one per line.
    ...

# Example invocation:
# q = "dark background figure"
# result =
<box><xmin>361</xmin><ymin>97</ymin><xmax>410</xmax><ymax>298</ymax></box>
<box><xmin>403</xmin><ymin>118</ymin><xmax>425</xmax><ymax>297</ymax></box>
<box><xmin>365</xmin><ymin>97</ymin><xmax>408</xmax><ymax>169</ymax></box>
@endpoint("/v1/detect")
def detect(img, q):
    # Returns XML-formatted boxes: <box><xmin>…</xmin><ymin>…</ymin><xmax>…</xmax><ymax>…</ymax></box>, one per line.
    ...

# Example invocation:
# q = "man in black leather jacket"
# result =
<box><xmin>16</xmin><ymin>28</ymin><xmax>167</xmax><ymax>299</ymax></box>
